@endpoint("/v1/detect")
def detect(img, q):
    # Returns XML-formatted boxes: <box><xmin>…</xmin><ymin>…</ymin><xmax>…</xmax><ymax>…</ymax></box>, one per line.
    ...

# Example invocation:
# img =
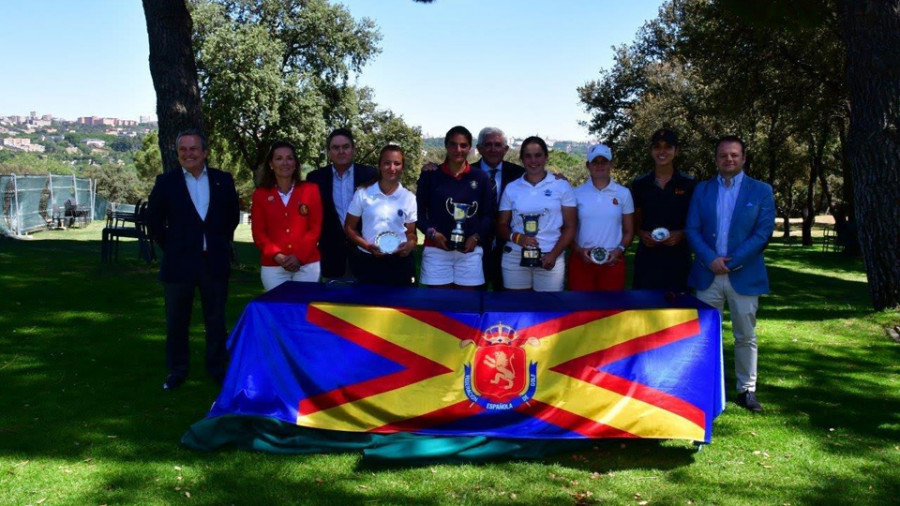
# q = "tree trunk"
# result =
<box><xmin>818</xmin><ymin>162</ymin><xmax>835</xmax><ymax>219</ymax></box>
<box><xmin>783</xmin><ymin>185</ymin><xmax>794</xmax><ymax>241</ymax></box>
<box><xmin>836</xmin><ymin>110</ymin><xmax>854</xmax><ymax>220</ymax></box>
<box><xmin>142</xmin><ymin>0</ymin><xmax>206</xmax><ymax>173</ymax></box>
<box><xmin>802</xmin><ymin>160</ymin><xmax>816</xmax><ymax>246</ymax></box>
<box><xmin>840</xmin><ymin>0</ymin><xmax>900</xmax><ymax>310</ymax></box>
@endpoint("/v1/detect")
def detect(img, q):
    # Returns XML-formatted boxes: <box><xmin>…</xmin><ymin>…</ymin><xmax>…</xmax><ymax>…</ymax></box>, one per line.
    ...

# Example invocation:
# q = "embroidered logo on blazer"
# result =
<box><xmin>470</xmin><ymin>180</ymin><xmax>478</xmax><ymax>190</ymax></box>
<box><xmin>299</xmin><ymin>203</ymin><xmax>309</xmax><ymax>216</ymax></box>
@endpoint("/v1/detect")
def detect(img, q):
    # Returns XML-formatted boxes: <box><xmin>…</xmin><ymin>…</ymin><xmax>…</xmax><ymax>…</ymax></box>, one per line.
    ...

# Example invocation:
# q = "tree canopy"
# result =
<box><xmin>577</xmin><ymin>0</ymin><xmax>899</xmax><ymax>309</ymax></box>
<box><xmin>189</xmin><ymin>0</ymin><xmax>422</xmax><ymax>196</ymax></box>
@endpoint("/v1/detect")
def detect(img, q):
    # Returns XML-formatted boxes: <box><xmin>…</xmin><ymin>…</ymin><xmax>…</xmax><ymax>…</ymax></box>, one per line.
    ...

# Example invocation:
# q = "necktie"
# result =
<box><xmin>489</xmin><ymin>168</ymin><xmax>499</xmax><ymax>202</ymax></box>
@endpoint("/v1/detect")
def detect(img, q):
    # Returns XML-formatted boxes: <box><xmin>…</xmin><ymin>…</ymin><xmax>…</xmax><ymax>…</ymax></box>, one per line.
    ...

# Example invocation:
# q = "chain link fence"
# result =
<box><xmin>1</xmin><ymin>174</ymin><xmax>109</xmax><ymax>236</ymax></box>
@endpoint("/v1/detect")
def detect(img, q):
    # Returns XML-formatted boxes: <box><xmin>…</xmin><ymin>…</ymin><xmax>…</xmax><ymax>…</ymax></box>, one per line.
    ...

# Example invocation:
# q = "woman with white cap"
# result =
<box><xmin>569</xmin><ymin>143</ymin><xmax>634</xmax><ymax>291</ymax></box>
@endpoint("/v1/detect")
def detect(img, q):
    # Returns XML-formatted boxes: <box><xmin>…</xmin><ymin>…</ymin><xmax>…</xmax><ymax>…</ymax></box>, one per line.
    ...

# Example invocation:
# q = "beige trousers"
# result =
<box><xmin>696</xmin><ymin>274</ymin><xmax>759</xmax><ymax>393</ymax></box>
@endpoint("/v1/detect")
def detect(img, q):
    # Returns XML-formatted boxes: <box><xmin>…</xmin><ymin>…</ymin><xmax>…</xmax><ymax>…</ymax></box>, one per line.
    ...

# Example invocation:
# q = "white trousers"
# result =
<box><xmin>696</xmin><ymin>274</ymin><xmax>759</xmax><ymax>393</ymax></box>
<box><xmin>260</xmin><ymin>261</ymin><xmax>321</xmax><ymax>291</ymax></box>
<box><xmin>501</xmin><ymin>250</ymin><xmax>565</xmax><ymax>292</ymax></box>
<box><xmin>420</xmin><ymin>246</ymin><xmax>485</xmax><ymax>286</ymax></box>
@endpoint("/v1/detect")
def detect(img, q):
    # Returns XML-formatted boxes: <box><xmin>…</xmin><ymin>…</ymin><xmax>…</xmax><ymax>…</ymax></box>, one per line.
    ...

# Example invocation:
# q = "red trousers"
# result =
<box><xmin>567</xmin><ymin>251</ymin><xmax>626</xmax><ymax>291</ymax></box>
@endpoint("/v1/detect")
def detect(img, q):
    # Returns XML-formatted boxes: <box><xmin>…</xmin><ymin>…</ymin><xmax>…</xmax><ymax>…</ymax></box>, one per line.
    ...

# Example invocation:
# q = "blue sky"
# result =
<box><xmin>0</xmin><ymin>0</ymin><xmax>663</xmax><ymax>141</ymax></box>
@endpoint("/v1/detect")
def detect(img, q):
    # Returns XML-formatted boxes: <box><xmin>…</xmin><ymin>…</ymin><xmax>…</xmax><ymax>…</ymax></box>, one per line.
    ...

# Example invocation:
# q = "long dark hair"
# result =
<box><xmin>258</xmin><ymin>141</ymin><xmax>301</xmax><ymax>188</ymax></box>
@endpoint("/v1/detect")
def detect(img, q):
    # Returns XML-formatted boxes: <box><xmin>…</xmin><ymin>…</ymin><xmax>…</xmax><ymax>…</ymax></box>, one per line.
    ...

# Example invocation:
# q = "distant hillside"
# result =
<box><xmin>423</xmin><ymin>137</ymin><xmax>589</xmax><ymax>159</ymax></box>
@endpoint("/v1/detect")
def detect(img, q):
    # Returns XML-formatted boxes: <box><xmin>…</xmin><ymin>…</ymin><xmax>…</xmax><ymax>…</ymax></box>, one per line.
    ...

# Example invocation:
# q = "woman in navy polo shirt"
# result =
<box><xmin>343</xmin><ymin>145</ymin><xmax>418</xmax><ymax>286</ymax></box>
<box><xmin>416</xmin><ymin>126</ymin><xmax>494</xmax><ymax>289</ymax></box>
<box><xmin>630</xmin><ymin>128</ymin><xmax>696</xmax><ymax>292</ymax></box>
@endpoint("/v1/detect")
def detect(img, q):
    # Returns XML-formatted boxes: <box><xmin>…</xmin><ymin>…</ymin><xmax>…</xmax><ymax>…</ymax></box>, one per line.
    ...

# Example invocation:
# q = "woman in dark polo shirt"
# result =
<box><xmin>630</xmin><ymin>128</ymin><xmax>696</xmax><ymax>292</ymax></box>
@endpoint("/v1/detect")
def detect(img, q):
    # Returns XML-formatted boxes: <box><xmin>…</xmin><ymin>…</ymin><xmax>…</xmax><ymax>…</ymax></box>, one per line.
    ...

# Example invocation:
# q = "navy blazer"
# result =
<box><xmin>471</xmin><ymin>159</ymin><xmax>524</xmax><ymax>248</ymax></box>
<box><xmin>148</xmin><ymin>167</ymin><xmax>240</xmax><ymax>283</ymax></box>
<box><xmin>685</xmin><ymin>174</ymin><xmax>775</xmax><ymax>295</ymax></box>
<box><xmin>306</xmin><ymin>163</ymin><xmax>377</xmax><ymax>278</ymax></box>
<box><xmin>471</xmin><ymin>159</ymin><xmax>525</xmax><ymax>205</ymax></box>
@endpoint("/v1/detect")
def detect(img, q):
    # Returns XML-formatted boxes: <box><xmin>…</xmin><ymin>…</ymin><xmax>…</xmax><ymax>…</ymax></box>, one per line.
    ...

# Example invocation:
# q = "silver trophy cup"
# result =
<box><xmin>518</xmin><ymin>209</ymin><xmax>548</xmax><ymax>267</ymax></box>
<box><xmin>445</xmin><ymin>199</ymin><xmax>478</xmax><ymax>251</ymax></box>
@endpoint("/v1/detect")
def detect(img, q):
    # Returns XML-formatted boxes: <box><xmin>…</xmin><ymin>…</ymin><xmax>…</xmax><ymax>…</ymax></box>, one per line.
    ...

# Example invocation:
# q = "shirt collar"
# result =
<box><xmin>590</xmin><ymin>179</ymin><xmax>619</xmax><ymax>192</ymax></box>
<box><xmin>365</xmin><ymin>181</ymin><xmax>403</xmax><ymax>198</ymax></box>
<box><xmin>440</xmin><ymin>161</ymin><xmax>471</xmax><ymax>180</ymax></box>
<box><xmin>717</xmin><ymin>170</ymin><xmax>744</xmax><ymax>188</ymax></box>
<box><xmin>522</xmin><ymin>171</ymin><xmax>552</xmax><ymax>187</ymax></box>
<box><xmin>181</xmin><ymin>166</ymin><xmax>208</xmax><ymax>179</ymax></box>
<box><xmin>332</xmin><ymin>163</ymin><xmax>355</xmax><ymax>178</ymax></box>
<box><xmin>479</xmin><ymin>160</ymin><xmax>502</xmax><ymax>173</ymax></box>
<box><xmin>277</xmin><ymin>183</ymin><xmax>295</xmax><ymax>197</ymax></box>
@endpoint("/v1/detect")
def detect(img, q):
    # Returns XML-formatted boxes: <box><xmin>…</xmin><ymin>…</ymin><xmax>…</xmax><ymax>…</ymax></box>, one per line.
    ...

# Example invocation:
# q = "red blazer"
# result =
<box><xmin>251</xmin><ymin>182</ymin><xmax>323</xmax><ymax>267</ymax></box>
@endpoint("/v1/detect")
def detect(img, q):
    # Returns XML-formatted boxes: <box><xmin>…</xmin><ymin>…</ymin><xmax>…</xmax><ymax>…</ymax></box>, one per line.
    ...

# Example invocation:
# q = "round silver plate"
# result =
<box><xmin>374</xmin><ymin>231</ymin><xmax>402</xmax><ymax>254</ymax></box>
<box><xmin>589</xmin><ymin>247</ymin><xmax>610</xmax><ymax>265</ymax></box>
<box><xmin>651</xmin><ymin>227</ymin><xmax>670</xmax><ymax>241</ymax></box>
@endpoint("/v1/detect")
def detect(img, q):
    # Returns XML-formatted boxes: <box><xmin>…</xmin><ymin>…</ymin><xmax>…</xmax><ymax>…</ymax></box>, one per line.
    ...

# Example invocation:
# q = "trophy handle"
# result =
<box><xmin>445</xmin><ymin>198</ymin><xmax>454</xmax><ymax>214</ymax></box>
<box><xmin>467</xmin><ymin>201</ymin><xmax>478</xmax><ymax>217</ymax></box>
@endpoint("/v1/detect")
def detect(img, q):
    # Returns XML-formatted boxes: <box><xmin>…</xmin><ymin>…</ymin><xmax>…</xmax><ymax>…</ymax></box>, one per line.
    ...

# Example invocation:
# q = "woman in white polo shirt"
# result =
<box><xmin>496</xmin><ymin>136</ymin><xmax>577</xmax><ymax>292</ymax></box>
<box><xmin>570</xmin><ymin>143</ymin><xmax>634</xmax><ymax>291</ymax></box>
<box><xmin>343</xmin><ymin>145</ymin><xmax>418</xmax><ymax>286</ymax></box>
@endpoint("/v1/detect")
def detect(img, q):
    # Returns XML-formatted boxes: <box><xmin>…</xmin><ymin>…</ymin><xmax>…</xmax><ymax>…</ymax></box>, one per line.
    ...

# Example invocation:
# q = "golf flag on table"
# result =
<box><xmin>201</xmin><ymin>283</ymin><xmax>724</xmax><ymax>444</ymax></box>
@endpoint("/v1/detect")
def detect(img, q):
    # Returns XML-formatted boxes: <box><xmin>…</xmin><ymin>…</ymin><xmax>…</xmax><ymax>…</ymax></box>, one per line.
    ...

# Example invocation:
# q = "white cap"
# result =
<box><xmin>587</xmin><ymin>143</ymin><xmax>613</xmax><ymax>162</ymax></box>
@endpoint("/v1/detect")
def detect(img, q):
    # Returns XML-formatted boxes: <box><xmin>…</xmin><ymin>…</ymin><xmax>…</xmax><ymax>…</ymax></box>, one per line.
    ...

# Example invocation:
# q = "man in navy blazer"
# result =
<box><xmin>471</xmin><ymin>127</ymin><xmax>525</xmax><ymax>290</ymax></box>
<box><xmin>686</xmin><ymin>135</ymin><xmax>775</xmax><ymax>412</ymax></box>
<box><xmin>306</xmin><ymin>128</ymin><xmax>376</xmax><ymax>280</ymax></box>
<box><xmin>148</xmin><ymin>129</ymin><xmax>240</xmax><ymax>390</ymax></box>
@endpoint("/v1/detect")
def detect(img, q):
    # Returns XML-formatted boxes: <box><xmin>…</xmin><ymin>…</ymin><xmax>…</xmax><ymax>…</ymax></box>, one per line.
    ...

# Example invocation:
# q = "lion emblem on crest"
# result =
<box><xmin>461</xmin><ymin>323</ymin><xmax>539</xmax><ymax>410</ymax></box>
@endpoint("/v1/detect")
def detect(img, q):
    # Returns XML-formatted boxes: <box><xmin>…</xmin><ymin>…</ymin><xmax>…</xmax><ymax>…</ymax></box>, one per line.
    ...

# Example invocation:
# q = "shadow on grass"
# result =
<box><xmin>2</xmin><ymin>234</ymin><xmax>899</xmax><ymax>505</ymax></box>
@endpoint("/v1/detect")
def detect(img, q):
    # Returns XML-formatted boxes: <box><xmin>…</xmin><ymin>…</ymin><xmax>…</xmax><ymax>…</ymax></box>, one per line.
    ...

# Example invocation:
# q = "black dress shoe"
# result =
<box><xmin>162</xmin><ymin>374</ymin><xmax>185</xmax><ymax>391</ymax></box>
<box><xmin>736</xmin><ymin>391</ymin><xmax>763</xmax><ymax>412</ymax></box>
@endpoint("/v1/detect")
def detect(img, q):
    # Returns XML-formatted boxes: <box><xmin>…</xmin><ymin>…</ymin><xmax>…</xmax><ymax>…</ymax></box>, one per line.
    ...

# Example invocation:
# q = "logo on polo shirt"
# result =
<box><xmin>397</xmin><ymin>209</ymin><xmax>404</xmax><ymax>217</ymax></box>
<box><xmin>544</xmin><ymin>189</ymin><xmax>552</xmax><ymax>197</ymax></box>
<box><xmin>612</xmin><ymin>198</ymin><xmax>619</xmax><ymax>206</ymax></box>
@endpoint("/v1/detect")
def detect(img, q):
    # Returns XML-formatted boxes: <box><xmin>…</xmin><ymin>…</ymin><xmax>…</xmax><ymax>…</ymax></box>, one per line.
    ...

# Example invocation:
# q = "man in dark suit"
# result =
<box><xmin>685</xmin><ymin>135</ymin><xmax>775</xmax><ymax>412</ymax></box>
<box><xmin>305</xmin><ymin>128</ymin><xmax>376</xmax><ymax>281</ymax></box>
<box><xmin>471</xmin><ymin>127</ymin><xmax>525</xmax><ymax>290</ymax></box>
<box><xmin>148</xmin><ymin>129</ymin><xmax>240</xmax><ymax>390</ymax></box>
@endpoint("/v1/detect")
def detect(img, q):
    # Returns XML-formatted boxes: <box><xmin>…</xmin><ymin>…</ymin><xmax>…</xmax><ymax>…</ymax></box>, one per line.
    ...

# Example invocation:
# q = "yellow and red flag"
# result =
<box><xmin>208</xmin><ymin>283</ymin><xmax>724</xmax><ymax>443</ymax></box>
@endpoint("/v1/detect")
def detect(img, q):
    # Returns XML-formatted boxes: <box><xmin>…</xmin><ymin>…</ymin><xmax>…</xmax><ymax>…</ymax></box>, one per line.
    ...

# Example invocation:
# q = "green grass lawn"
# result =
<box><xmin>1</xmin><ymin>224</ymin><xmax>898</xmax><ymax>505</ymax></box>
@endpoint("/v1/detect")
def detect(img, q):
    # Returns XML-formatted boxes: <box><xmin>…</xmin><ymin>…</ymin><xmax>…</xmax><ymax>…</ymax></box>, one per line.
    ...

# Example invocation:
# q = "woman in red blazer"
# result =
<box><xmin>251</xmin><ymin>141</ymin><xmax>323</xmax><ymax>291</ymax></box>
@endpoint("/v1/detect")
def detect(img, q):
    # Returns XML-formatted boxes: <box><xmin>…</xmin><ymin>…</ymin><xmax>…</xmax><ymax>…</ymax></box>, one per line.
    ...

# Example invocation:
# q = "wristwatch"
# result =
<box><xmin>426</xmin><ymin>227</ymin><xmax>437</xmax><ymax>239</ymax></box>
<box><xmin>616</xmin><ymin>244</ymin><xmax>626</xmax><ymax>252</ymax></box>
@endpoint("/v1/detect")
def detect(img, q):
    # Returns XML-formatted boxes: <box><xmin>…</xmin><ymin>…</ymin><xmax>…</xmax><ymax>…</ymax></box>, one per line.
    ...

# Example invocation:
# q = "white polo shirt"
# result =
<box><xmin>347</xmin><ymin>182</ymin><xmax>417</xmax><ymax>252</ymax></box>
<box><xmin>499</xmin><ymin>173</ymin><xmax>576</xmax><ymax>252</ymax></box>
<box><xmin>574</xmin><ymin>179</ymin><xmax>634</xmax><ymax>249</ymax></box>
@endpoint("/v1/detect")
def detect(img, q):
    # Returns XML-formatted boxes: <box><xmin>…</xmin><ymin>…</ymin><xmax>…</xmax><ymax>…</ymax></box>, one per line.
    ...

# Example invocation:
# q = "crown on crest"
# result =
<box><xmin>481</xmin><ymin>323</ymin><xmax>518</xmax><ymax>345</ymax></box>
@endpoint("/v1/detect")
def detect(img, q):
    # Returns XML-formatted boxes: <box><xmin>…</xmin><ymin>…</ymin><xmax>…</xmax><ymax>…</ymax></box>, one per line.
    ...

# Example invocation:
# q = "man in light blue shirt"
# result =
<box><xmin>306</xmin><ymin>128</ymin><xmax>376</xmax><ymax>280</ymax></box>
<box><xmin>685</xmin><ymin>135</ymin><xmax>775</xmax><ymax>412</ymax></box>
<box><xmin>148</xmin><ymin>129</ymin><xmax>240</xmax><ymax>391</ymax></box>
